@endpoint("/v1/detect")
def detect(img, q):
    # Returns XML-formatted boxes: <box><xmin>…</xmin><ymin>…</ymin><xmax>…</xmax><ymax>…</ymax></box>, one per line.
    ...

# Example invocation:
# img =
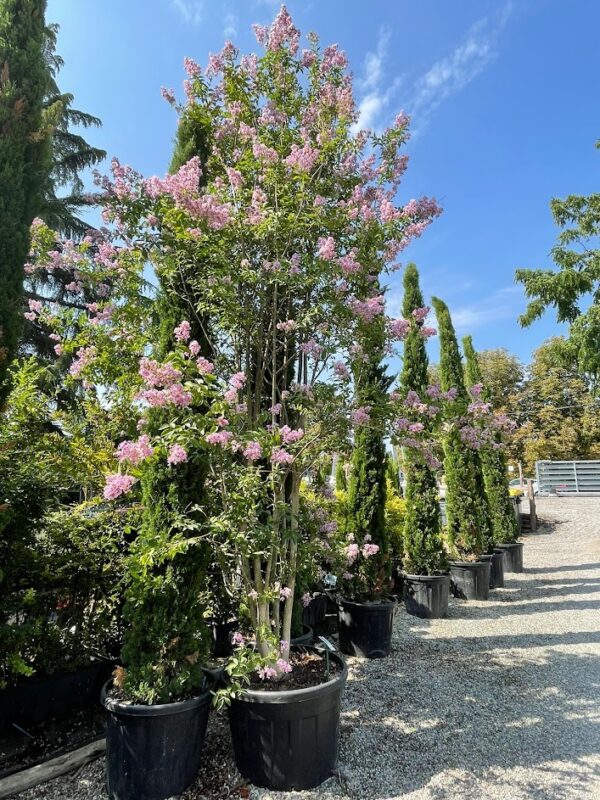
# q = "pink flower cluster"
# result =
<box><xmin>167</xmin><ymin>444</ymin><xmax>188</xmax><ymax>465</ymax></box>
<box><xmin>103</xmin><ymin>473</ymin><xmax>137</xmax><ymax>501</ymax></box>
<box><xmin>349</xmin><ymin>295</ymin><xmax>385</xmax><ymax>323</ymax></box>
<box><xmin>116</xmin><ymin>435</ymin><xmax>154</xmax><ymax>465</ymax></box>
<box><xmin>243</xmin><ymin>441</ymin><xmax>262</xmax><ymax>461</ymax></box>
<box><xmin>353</xmin><ymin>406</ymin><xmax>371</xmax><ymax>425</ymax></box>
<box><xmin>271</xmin><ymin>447</ymin><xmax>294</xmax><ymax>465</ymax></box>
<box><xmin>70</xmin><ymin>346</ymin><xmax>96</xmax><ymax>378</ymax></box>
<box><xmin>280</xmin><ymin>425</ymin><xmax>304</xmax><ymax>444</ymax></box>
<box><xmin>174</xmin><ymin>320</ymin><xmax>191</xmax><ymax>342</ymax></box>
<box><xmin>206</xmin><ymin>430</ymin><xmax>234</xmax><ymax>448</ymax></box>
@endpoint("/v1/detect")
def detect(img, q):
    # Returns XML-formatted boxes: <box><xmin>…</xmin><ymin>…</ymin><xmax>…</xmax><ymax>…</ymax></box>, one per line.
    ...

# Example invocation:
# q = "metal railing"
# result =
<box><xmin>535</xmin><ymin>460</ymin><xmax>600</xmax><ymax>495</ymax></box>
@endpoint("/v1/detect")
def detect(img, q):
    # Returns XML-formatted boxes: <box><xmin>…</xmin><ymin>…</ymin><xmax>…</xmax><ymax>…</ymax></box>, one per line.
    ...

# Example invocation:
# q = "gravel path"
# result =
<box><xmin>12</xmin><ymin>497</ymin><xmax>600</xmax><ymax>800</ymax></box>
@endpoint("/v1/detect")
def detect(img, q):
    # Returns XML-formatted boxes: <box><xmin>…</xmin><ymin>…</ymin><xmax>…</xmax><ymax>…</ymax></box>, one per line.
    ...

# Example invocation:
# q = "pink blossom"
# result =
<box><xmin>276</xmin><ymin>659</ymin><xmax>293</xmax><ymax>674</ymax></box>
<box><xmin>346</xmin><ymin>543</ymin><xmax>360</xmax><ymax>565</ymax></box>
<box><xmin>269</xmin><ymin>403</ymin><xmax>282</xmax><ymax>415</ymax></box>
<box><xmin>161</xmin><ymin>87</ymin><xmax>176</xmax><ymax>105</ymax></box>
<box><xmin>139</xmin><ymin>358</ymin><xmax>181</xmax><ymax>387</ymax></box>
<box><xmin>420</xmin><ymin>326</ymin><xmax>437</xmax><ymax>338</ymax></box>
<box><xmin>470</xmin><ymin>383</ymin><xmax>484</xmax><ymax>397</ymax></box>
<box><xmin>24</xmin><ymin>311</ymin><xmax>37</xmax><ymax>322</ymax></box>
<box><xmin>243</xmin><ymin>441</ymin><xmax>262</xmax><ymax>461</ymax></box>
<box><xmin>28</xmin><ymin>299</ymin><xmax>43</xmax><ymax>313</ymax></box>
<box><xmin>226</xmin><ymin>167</ymin><xmax>243</xmax><ymax>189</ymax></box>
<box><xmin>183</xmin><ymin>56</ymin><xmax>201</xmax><ymax>78</ymax></box>
<box><xmin>320</xmin><ymin>521</ymin><xmax>338</xmax><ymax>534</ymax></box>
<box><xmin>412</xmin><ymin>306</ymin><xmax>430</xmax><ymax>323</ymax></box>
<box><xmin>409</xmin><ymin>423</ymin><xmax>424</xmax><ymax>434</ymax></box>
<box><xmin>362</xmin><ymin>543</ymin><xmax>380</xmax><ymax>558</ymax></box>
<box><xmin>167</xmin><ymin>444</ymin><xmax>188</xmax><ymax>465</ymax></box>
<box><xmin>271</xmin><ymin>447</ymin><xmax>294</xmax><ymax>465</ymax></box>
<box><xmin>217</xmin><ymin>416</ymin><xmax>229</xmax><ymax>428</ymax></box>
<box><xmin>301</xmin><ymin>592</ymin><xmax>312</xmax><ymax>608</ymax></box>
<box><xmin>280</xmin><ymin>425</ymin><xmax>304</xmax><ymax>444</ymax></box>
<box><xmin>276</xmin><ymin>320</ymin><xmax>297</xmax><ymax>333</ymax></box>
<box><xmin>116</xmin><ymin>435</ymin><xmax>154</xmax><ymax>465</ymax></box>
<box><xmin>285</xmin><ymin>142</ymin><xmax>319</xmax><ymax>172</ymax></box>
<box><xmin>188</xmin><ymin>340</ymin><xmax>201</xmax><ymax>357</ymax></box>
<box><xmin>70</xmin><ymin>346</ymin><xmax>96</xmax><ymax>378</ymax></box>
<box><xmin>257</xmin><ymin>666</ymin><xmax>278</xmax><ymax>681</ymax></box>
<box><xmin>174</xmin><ymin>320</ymin><xmax>191</xmax><ymax>342</ymax></box>
<box><xmin>337</xmin><ymin>252</ymin><xmax>361</xmax><ymax>274</ymax></box>
<box><xmin>206</xmin><ymin>430</ymin><xmax>233</xmax><ymax>448</ymax></box>
<box><xmin>389</xmin><ymin>318</ymin><xmax>410</xmax><ymax>340</ymax></box>
<box><xmin>333</xmin><ymin>361</ymin><xmax>350</xmax><ymax>380</ymax></box>
<box><xmin>353</xmin><ymin>406</ymin><xmax>371</xmax><ymax>425</ymax></box>
<box><xmin>349</xmin><ymin>295</ymin><xmax>385</xmax><ymax>323</ymax></box>
<box><xmin>103</xmin><ymin>473</ymin><xmax>137</xmax><ymax>501</ymax></box>
<box><xmin>280</xmin><ymin>586</ymin><xmax>293</xmax><ymax>600</ymax></box>
<box><xmin>252</xmin><ymin>139</ymin><xmax>278</xmax><ymax>164</ymax></box>
<box><xmin>53</xmin><ymin>344</ymin><xmax>63</xmax><ymax>356</ymax></box>
<box><xmin>231</xmin><ymin>631</ymin><xmax>245</xmax><ymax>647</ymax></box>
<box><xmin>196</xmin><ymin>357</ymin><xmax>214</xmax><ymax>375</ymax></box>
<box><xmin>229</xmin><ymin>371</ymin><xmax>246</xmax><ymax>390</ymax></box>
<box><xmin>299</xmin><ymin>339</ymin><xmax>323</xmax><ymax>358</ymax></box>
<box><xmin>317</xmin><ymin>236</ymin><xmax>336</xmax><ymax>261</ymax></box>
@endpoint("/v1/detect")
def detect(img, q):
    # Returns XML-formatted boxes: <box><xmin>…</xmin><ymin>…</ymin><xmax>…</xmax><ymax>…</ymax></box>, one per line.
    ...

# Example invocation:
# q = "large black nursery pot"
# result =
<box><xmin>449</xmin><ymin>560</ymin><xmax>491</xmax><ymax>600</ymax></box>
<box><xmin>290</xmin><ymin>624</ymin><xmax>314</xmax><ymax>646</ymax></box>
<box><xmin>495</xmin><ymin>541</ymin><xmax>524</xmax><ymax>573</ymax></box>
<box><xmin>479</xmin><ymin>550</ymin><xmax>505</xmax><ymax>589</ymax></box>
<box><xmin>338</xmin><ymin>597</ymin><xmax>397</xmax><ymax>658</ymax></box>
<box><xmin>0</xmin><ymin>660</ymin><xmax>111</xmax><ymax>736</ymax></box>
<box><xmin>404</xmin><ymin>573</ymin><xmax>450</xmax><ymax>619</ymax></box>
<box><xmin>102</xmin><ymin>684</ymin><xmax>211</xmax><ymax>800</ymax></box>
<box><xmin>228</xmin><ymin>649</ymin><xmax>348</xmax><ymax>791</ymax></box>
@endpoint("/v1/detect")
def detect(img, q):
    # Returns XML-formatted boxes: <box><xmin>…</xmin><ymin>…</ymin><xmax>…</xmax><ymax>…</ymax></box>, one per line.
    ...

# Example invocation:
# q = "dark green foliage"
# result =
<box><xmin>516</xmin><ymin>140</ymin><xmax>600</xmax><ymax>388</ymax></box>
<box><xmin>432</xmin><ymin>297</ymin><xmax>490</xmax><ymax>558</ymax></box>
<box><xmin>0</xmin><ymin>0</ymin><xmax>50</xmax><ymax>402</ymax></box>
<box><xmin>463</xmin><ymin>335</ymin><xmax>519</xmax><ymax>545</ymax></box>
<box><xmin>347</xmin><ymin>303</ymin><xmax>391</xmax><ymax>598</ymax></box>
<box><xmin>118</xmin><ymin>107</ymin><xmax>214</xmax><ymax>705</ymax></box>
<box><xmin>385</xmin><ymin>452</ymin><xmax>400</xmax><ymax>494</ymax></box>
<box><xmin>400</xmin><ymin>265</ymin><xmax>445</xmax><ymax>574</ymax></box>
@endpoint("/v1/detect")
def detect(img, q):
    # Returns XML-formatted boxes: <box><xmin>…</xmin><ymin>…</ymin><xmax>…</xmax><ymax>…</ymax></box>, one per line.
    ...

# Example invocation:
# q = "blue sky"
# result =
<box><xmin>46</xmin><ymin>0</ymin><xmax>599</xmax><ymax>364</ymax></box>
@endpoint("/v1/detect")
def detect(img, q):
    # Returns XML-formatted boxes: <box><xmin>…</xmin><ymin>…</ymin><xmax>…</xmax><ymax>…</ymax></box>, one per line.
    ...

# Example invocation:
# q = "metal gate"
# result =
<box><xmin>535</xmin><ymin>460</ymin><xmax>600</xmax><ymax>495</ymax></box>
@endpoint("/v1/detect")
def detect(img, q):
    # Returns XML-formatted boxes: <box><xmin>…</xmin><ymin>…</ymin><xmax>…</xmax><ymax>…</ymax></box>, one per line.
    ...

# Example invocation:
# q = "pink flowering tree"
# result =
<box><xmin>27</xmin><ymin>7</ymin><xmax>441</xmax><ymax>686</ymax></box>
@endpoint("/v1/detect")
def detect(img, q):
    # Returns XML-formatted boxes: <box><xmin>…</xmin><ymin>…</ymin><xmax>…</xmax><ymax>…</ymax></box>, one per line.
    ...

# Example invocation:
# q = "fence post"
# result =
<box><xmin>527</xmin><ymin>479</ymin><xmax>537</xmax><ymax>532</ymax></box>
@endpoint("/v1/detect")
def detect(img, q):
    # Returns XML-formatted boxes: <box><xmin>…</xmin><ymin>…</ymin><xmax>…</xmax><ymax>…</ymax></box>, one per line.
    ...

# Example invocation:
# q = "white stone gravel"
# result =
<box><xmin>12</xmin><ymin>497</ymin><xmax>600</xmax><ymax>800</ymax></box>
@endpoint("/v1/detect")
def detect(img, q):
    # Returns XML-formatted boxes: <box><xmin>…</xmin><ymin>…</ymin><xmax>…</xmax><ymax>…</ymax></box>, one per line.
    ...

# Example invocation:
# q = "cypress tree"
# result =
<box><xmin>400</xmin><ymin>264</ymin><xmax>445</xmax><ymax>574</ymax></box>
<box><xmin>0</xmin><ymin>0</ymin><xmax>50</xmax><ymax>403</ymax></box>
<box><xmin>119</xmin><ymin>109</ymin><xmax>215</xmax><ymax>702</ymax></box>
<box><xmin>347</xmin><ymin>283</ymin><xmax>391</xmax><ymax>597</ymax></box>
<box><xmin>432</xmin><ymin>297</ymin><xmax>490</xmax><ymax>558</ymax></box>
<box><xmin>335</xmin><ymin>458</ymin><xmax>347</xmax><ymax>491</ymax></box>
<box><xmin>463</xmin><ymin>335</ymin><xmax>519</xmax><ymax>544</ymax></box>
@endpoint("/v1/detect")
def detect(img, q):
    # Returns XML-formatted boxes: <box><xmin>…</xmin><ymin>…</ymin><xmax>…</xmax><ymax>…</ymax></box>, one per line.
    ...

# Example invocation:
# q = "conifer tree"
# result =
<box><xmin>400</xmin><ymin>264</ymin><xmax>445</xmax><ymax>574</ymax></box>
<box><xmin>463</xmin><ymin>335</ymin><xmax>519</xmax><ymax>544</ymax></box>
<box><xmin>347</xmin><ymin>281</ymin><xmax>391</xmax><ymax>596</ymax></box>
<box><xmin>0</xmin><ymin>0</ymin><xmax>50</xmax><ymax>403</ymax></box>
<box><xmin>432</xmin><ymin>297</ymin><xmax>490</xmax><ymax>558</ymax></box>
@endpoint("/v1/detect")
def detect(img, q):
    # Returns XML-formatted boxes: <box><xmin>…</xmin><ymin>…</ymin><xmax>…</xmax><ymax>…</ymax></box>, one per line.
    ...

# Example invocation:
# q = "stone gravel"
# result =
<box><xmin>11</xmin><ymin>497</ymin><xmax>600</xmax><ymax>800</ymax></box>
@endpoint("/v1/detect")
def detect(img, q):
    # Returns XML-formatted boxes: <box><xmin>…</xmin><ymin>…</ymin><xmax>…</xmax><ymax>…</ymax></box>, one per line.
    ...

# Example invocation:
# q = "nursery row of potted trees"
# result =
<box><xmin>11</xmin><ymin>9</ymin><xmax>522</xmax><ymax>799</ymax></box>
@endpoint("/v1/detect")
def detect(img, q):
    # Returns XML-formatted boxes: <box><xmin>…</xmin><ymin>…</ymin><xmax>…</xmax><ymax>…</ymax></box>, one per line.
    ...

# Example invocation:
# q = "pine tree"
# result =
<box><xmin>400</xmin><ymin>265</ymin><xmax>445</xmax><ymax>574</ymax></box>
<box><xmin>432</xmin><ymin>297</ymin><xmax>490</xmax><ymax>558</ymax></box>
<box><xmin>347</xmin><ymin>282</ymin><xmax>392</xmax><ymax>597</ymax></box>
<box><xmin>463</xmin><ymin>336</ymin><xmax>519</xmax><ymax>545</ymax></box>
<box><xmin>0</xmin><ymin>0</ymin><xmax>50</xmax><ymax>403</ymax></box>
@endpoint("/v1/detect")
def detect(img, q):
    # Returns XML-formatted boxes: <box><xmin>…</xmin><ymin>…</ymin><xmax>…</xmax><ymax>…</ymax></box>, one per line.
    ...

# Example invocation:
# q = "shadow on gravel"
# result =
<box><xmin>337</xmin><ymin>637</ymin><xmax>600</xmax><ymax>799</ymax></box>
<box><xmin>523</xmin><ymin>562</ymin><xmax>600</xmax><ymax>574</ymax></box>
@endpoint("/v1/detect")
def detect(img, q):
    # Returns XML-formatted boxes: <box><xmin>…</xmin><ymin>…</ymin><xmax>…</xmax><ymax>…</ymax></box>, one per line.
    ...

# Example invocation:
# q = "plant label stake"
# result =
<box><xmin>318</xmin><ymin>635</ymin><xmax>336</xmax><ymax>680</ymax></box>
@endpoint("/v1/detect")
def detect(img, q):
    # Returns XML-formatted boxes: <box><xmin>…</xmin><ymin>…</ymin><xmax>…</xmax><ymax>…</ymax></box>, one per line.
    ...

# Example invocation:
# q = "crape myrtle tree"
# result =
<box><xmin>27</xmin><ymin>7</ymin><xmax>441</xmax><ymax>688</ymax></box>
<box><xmin>432</xmin><ymin>297</ymin><xmax>491</xmax><ymax>558</ymax></box>
<box><xmin>0</xmin><ymin>0</ymin><xmax>49</xmax><ymax>403</ymax></box>
<box><xmin>398</xmin><ymin>264</ymin><xmax>445</xmax><ymax>575</ymax></box>
<box><xmin>463</xmin><ymin>335</ymin><xmax>519</xmax><ymax>545</ymax></box>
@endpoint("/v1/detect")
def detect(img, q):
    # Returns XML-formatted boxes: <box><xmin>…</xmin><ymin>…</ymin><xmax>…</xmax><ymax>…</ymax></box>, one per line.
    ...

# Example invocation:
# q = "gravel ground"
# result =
<box><xmin>11</xmin><ymin>497</ymin><xmax>600</xmax><ymax>800</ymax></box>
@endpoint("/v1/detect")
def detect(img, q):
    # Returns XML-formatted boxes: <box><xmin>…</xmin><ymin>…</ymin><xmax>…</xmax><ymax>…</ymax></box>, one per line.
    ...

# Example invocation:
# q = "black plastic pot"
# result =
<box><xmin>338</xmin><ymin>597</ymin><xmax>397</xmax><ymax>658</ymax></box>
<box><xmin>480</xmin><ymin>551</ymin><xmax>505</xmax><ymax>589</ymax></box>
<box><xmin>228</xmin><ymin>649</ymin><xmax>347</xmax><ymax>790</ymax></box>
<box><xmin>211</xmin><ymin>619</ymin><xmax>237</xmax><ymax>658</ymax></box>
<box><xmin>302</xmin><ymin>594</ymin><xmax>328</xmax><ymax>628</ymax></box>
<box><xmin>495</xmin><ymin>541</ymin><xmax>524</xmax><ymax>573</ymax></box>
<box><xmin>449</xmin><ymin>560</ymin><xmax>491</xmax><ymax>600</ymax></box>
<box><xmin>0</xmin><ymin>660</ymin><xmax>111</xmax><ymax>735</ymax></box>
<box><xmin>102</xmin><ymin>684</ymin><xmax>211</xmax><ymax>800</ymax></box>
<box><xmin>404</xmin><ymin>574</ymin><xmax>450</xmax><ymax>618</ymax></box>
<box><xmin>290</xmin><ymin>624</ymin><xmax>314</xmax><ymax>646</ymax></box>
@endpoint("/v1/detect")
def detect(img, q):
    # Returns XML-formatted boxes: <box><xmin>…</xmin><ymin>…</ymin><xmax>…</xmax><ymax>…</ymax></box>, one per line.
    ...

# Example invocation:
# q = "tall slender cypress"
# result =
<box><xmin>400</xmin><ymin>265</ymin><xmax>445</xmax><ymax>574</ymax></box>
<box><xmin>0</xmin><ymin>0</ymin><xmax>50</xmax><ymax>403</ymax></box>
<box><xmin>347</xmin><ymin>280</ymin><xmax>391</xmax><ymax>596</ymax></box>
<box><xmin>463</xmin><ymin>335</ymin><xmax>519</xmax><ymax>544</ymax></box>
<box><xmin>432</xmin><ymin>297</ymin><xmax>490</xmax><ymax>558</ymax></box>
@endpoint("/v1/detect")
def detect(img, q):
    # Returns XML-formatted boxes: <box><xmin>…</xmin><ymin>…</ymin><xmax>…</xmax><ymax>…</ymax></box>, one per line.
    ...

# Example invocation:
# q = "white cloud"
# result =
<box><xmin>172</xmin><ymin>0</ymin><xmax>203</xmax><ymax>26</ymax></box>
<box><xmin>353</xmin><ymin>30</ymin><xmax>402</xmax><ymax>133</ymax></box>
<box><xmin>449</xmin><ymin>284</ymin><xmax>519</xmax><ymax>332</ymax></box>
<box><xmin>223</xmin><ymin>12</ymin><xmax>238</xmax><ymax>38</ymax></box>
<box><xmin>408</xmin><ymin>3</ymin><xmax>512</xmax><ymax>126</ymax></box>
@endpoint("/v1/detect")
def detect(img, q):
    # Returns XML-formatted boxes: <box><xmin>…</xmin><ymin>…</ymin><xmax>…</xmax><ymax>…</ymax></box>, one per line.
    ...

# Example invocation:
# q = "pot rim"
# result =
<box><xmin>495</xmin><ymin>541</ymin><xmax>524</xmax><ymax>549</ymax></box>
<box><xmin>339</xmin><ymin>596</ymin><xmax>398</xmax><ymax>610</ymax></box>
<box><xmin>449</xmin><ymin>560</ymin><xmax>491</xmax><ymax>569</ymax></box>
<box><xmin>101</xmin><ymin>681</ymin><xmax>211</xmax><ymax>717</ymax></box>
<box><xmin>404</xmin><ymin>572</ymin><xmax>450</xmax><ymax>582</ymax></box>
<box><xmin>232</xmin><ymin>649</ymin><xmax>348</xmax><ymax>706</ymax></box>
